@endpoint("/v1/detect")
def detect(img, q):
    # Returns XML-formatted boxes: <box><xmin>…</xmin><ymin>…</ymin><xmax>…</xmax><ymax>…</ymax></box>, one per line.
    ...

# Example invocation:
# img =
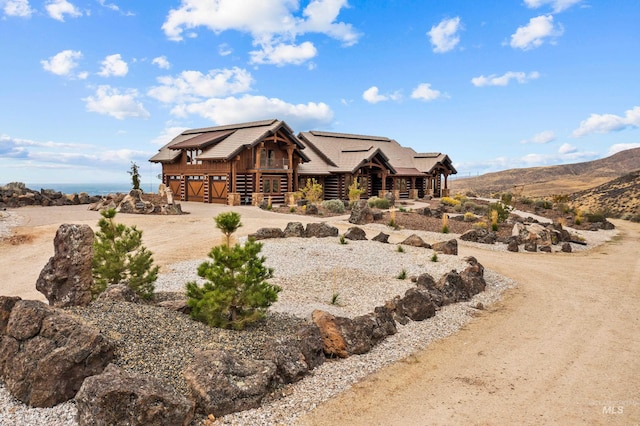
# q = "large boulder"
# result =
<box><xmin>184</xmin><ymin>349</ymin><xmax>276</xmax><ymax>417</ymax></box>
<box><xmin>311</xmin><ymin>310</ymin><xmax>348</xmax><ymax>358</ymax></box>
<box><xmin>432</xmin><ymin>239</ymin><xmax>458</xmax><ymax>255</ymax></box>
<box><xmin>250</xmin><ymin>227</ymin><xmax>285</xmax><ymax>240</ymax></box>
<box><xmin>344</xmin><ymin>226</ymin><xmax>367</xmax><ymax>241</ymax></box>
<box><xmin>460</xmin><ymin>256</ymin><xmax>487</xmax><ymax>296</ymax></box>
<box><xmin>76</xmin><ymin>364</ymin><xmax>194</xmax><ymax>426</ymax></box>
<box><xmin>263</xmin><ymin>338</ymin><xmax>309</xmax><ymax>385</ymax></box>
<box><xmin>372</xmin><ymin>232</ymin><xmax>390</xmax><ymax>243</ymax></box>
<box><xmin>312</xmin><ymin>309</ymin><xmax>396</xmax><ymax>358</ymax></box>
<box><xmin>295</xmin><ymin>324</ymin><xmax>325</xmax><ymax>370</ymax></box>
<box><xmin>283</xmin><ymin>222</ymin><xmax>305</xmax><ymax>238</ymax></box>
<box><xmin>0</xmin><ymin>298</ymin><xmax>114</xmax><ymax>407</ymax></box>
<box><xmin>399</xmin><ymin>234</ymin><xmax>431</xmax><ymax>248</ymax></box>
<box><xmin>305</xmin><ymin>222</ymin><xmax>339</xmax><ymax>238</ymax></box>
<box><xmin>36</xmin><ymin>224</ymin><xmax>94</xmax><ymax>308</ymax></box>
<box><xmin>395</xmin><ymin>287</ymin><xmax>437</xmax><ymax>321</ymax></box>
<box><xmin>348</xmin><ymin>199</ymin><xmax>373</xmax><ymax>225</ymax></box>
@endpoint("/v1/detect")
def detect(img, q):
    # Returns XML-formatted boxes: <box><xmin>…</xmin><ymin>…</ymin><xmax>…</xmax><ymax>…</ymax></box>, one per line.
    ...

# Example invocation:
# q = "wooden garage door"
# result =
<box><xmin>187</xmin><ymin>176</ymin><xmax>204</xmax><ymax>202</ymax></box>
<box><xmin>167</xmin><ymin>176</ymin><xmax>181</xmax><ymax>198</ymax></box>
<box><xmin>210</xmin><ymin>175</ymin><xmax>228</xmax><ymax>204</ymax></box>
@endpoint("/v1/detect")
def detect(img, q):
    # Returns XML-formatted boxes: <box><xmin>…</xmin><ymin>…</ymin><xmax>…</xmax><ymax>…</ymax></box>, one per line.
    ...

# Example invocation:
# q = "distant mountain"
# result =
<box><xmin>450</xmin><ymin>147</ymin><xmax>640</xmax><ymax>197</ymax></box>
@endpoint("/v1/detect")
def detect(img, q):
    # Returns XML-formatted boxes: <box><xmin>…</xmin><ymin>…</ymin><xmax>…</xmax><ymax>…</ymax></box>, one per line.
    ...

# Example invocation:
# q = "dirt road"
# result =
<box><xmin>301</xmin><ymin>220</ymin><xmax>640</xmax><ymax>425</ymax></box>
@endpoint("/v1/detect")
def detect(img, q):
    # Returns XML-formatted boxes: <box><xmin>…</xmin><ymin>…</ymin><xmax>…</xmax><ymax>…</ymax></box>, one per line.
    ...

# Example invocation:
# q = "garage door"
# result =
<box><xmin>210</xmin><ymin>175</ymin><xmax>228</xmax><ymax>204</ymax></box>
<box><xmin>187</xmin><ymin>176</ymin><xmax>204</xmax><ymax>202</ymax></box>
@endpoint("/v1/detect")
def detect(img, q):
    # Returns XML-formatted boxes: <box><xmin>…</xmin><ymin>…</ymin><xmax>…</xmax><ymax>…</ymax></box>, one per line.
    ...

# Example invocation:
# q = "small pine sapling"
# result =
<box><xmin>91</xmin><ymin>208</ymin><xmax>158</xmax><ymax>300</ymax></box>
<box><xmin>128</xmin><ymin>161</ymin><xmax>141</xmax><ymax>191</ymax></box>
<box><xmin>215</xmin><ymin>211</ymin><xmax>242</xmax><ymax>247</ymax></box>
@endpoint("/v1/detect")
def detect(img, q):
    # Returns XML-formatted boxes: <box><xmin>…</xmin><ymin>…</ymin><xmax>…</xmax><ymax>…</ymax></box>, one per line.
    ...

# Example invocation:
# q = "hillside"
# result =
<box><xmin>450</xmin><ymin>147</ymin><xmax>640</xmax><ymax>197</ymax></box>
<box><xmin>569</xmin><ymin>170</ymin><xmax>640</xmax><ymax>220</ymax></box>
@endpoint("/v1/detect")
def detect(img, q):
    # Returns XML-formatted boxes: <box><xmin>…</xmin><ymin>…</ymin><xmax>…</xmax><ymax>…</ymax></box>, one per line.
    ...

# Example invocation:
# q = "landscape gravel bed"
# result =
<box><xmin>0</xmin><ymin>226</ymin><xmax>616</xmax><ymax>425</ymax></box>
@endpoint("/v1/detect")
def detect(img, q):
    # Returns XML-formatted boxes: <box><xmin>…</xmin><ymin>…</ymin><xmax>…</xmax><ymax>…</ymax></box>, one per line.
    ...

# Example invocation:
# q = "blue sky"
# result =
<box><xmin>1</xmin><ymin>0</ymin><xmax>639</xmax><ymax>186</ymax></box>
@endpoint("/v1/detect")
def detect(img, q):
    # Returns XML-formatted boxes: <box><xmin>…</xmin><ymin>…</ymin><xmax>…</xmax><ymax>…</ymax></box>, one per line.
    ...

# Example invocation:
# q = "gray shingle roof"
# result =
<box><xmin>150</xmin><ymin>119</ymin><xmax>309</xmax><ymax>163</ymax></box>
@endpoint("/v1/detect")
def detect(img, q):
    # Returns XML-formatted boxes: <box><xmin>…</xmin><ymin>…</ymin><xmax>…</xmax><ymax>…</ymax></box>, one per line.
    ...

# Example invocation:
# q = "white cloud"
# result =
<box><xmin>572</xmin><ymin>106</ymin><xmax>640</xmax><ymax>137</ymax></box>
<box><xmin>250</xmin><ymin>41</ymin><xmax>317</xmax><ymax>66</ymax></box>
<box><xmin>161</xmin><ymin>0</ymin><xmax>359</xmax><ymax>66</ymax></box>
<box><xmin>362</xmin><ymin>86</ymin><xmax>401</xmax><ymax>104</ymax></box>
<box><xmin>152</xmin><ymin>56</ymin><xmax>171</xmax><ymax>69</ymax></box>
<box><xmin>410</xmin><ymin>83</ymin><xmax>443</xmax><ymax>101</ymax></box>
<box><xmin>41</xmin><ymin>50</ymin><xmax>85</xmax><ymax>78</ymax></box>
<box><xmin>83</xmin><ymin>85</ymin><xmax>150</xmax><ymax>120</ymax></box>
<box><xmin>170</xmin><ymin>94</ymin><xmax>334</xmax><ymax>130</ymax></box>
<box><xmin>472</xmin><ymin>71</ymin><xmax>540</xmax><ymax>87</ymax></box>
<box><xmin>524</xmin><ymin>0</ymin><xmax>582</xmax><ymax>13</ymax></box>
<box><xmin>607</xmin><ymin>143</ymin><xmax>640</xmax><ymax>156</ymax></box>
<box><xmin>218</xmin><ymin>43</ymin><xmax>233</xmax><ymax>56</ymax></box>
<box><xmin>510</xmin><ymin>15</ymin><xmax>563</xmax><ymax>50</ymax></box>
<box><xmin>3</xmin><ymin>0</ymin><xmax>34</xmax><ymax>17</ymax></box>
<box><xmin>521</xmin><ymin>130</ymin><xmax>555</xmax><ymax>144</ymax></box>
<box><xmin>148</xmin><ymin>67</ymin><xmax>254</xmax><ymax>104</ymax></box>
<box><xmin>151</xmin><ymin>126</ymin><xmax>189</xmax><ymax>146</ymax></box>
<box><xmin>428</xmin><ymin>17</ymin><xmax>461</xmax><ymax>53</ymax></box>
<box><xmin>45</xmin><ymin>0</ymin><xmax>82</xmax><ymax>21</ymax></box>
<box><xmin>558</xmin><ymin>143</ymin><xmax>577</xmax><ymax>154</ymax></box>
<box><xmin>98</xmin><ymin>54</ymin><xmax>128</xmax><ymax>77</ymax></box>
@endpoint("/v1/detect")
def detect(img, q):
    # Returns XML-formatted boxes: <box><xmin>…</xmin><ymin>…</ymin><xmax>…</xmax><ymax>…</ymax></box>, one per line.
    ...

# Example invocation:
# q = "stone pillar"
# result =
<box><xmin>409</xmin><ymin>189</ymin><xmax>419</xmax><ymax>200</ymax></box>
<box><xmin>392</xmin><ymin>189</ymin><xmax>400</xmax><ymax>200</ymax></box>
<box><xmin>284</xmin><ymin>192</ymin><xmax>297</xmax><ymax>207</ymax></box>
<box><xmin>227</xmin><ymin>193</ymin><xmax>241</xmax><ymax>206</ymax></box>
<box><xmin>252</xmin><ymin>193</ymin><xmax>264</xmax><ymax>207</ymax></box>
<box><xmin>378</xmin><ymin>189</ymin><xmax>388</xmax><ymax>199</ymax></box>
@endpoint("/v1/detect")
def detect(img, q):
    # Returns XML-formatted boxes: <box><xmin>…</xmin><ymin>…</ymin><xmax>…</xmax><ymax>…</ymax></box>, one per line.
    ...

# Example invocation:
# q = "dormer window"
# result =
<box><xmin>186</xmin><ymin>149</ymin><xmax>202</xmax><ymax>165</ymax></box>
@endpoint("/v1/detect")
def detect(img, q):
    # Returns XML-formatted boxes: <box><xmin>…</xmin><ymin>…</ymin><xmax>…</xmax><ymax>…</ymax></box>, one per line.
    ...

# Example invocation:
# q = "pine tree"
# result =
<box><xmin>214</xmin><ymin>211</ymin><xmax>242</xmax><ymax>247</ymax></box>
<box><xmin>128</xmin><ymin>161</ymin><xmax>141</xmax><ymax>191</ymax></box>
<box><xmin>186</xmin><ymin>238</ymin><xmax>280</xmax><ymax>330</ymax></box>
<box><xmin>92</xmin><ymin>208</ymin><xmax>158</xmax><ymax>300</ymax></box>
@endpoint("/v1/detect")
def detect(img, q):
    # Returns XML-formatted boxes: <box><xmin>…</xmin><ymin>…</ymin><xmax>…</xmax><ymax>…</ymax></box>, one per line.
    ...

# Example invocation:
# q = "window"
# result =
<box><xmin>259</xmin><ymin>148</ymin><xmax>276</xmax><ymax>168</ymax></box>
<box><xmin>262</xmin><ymin>176</ymin><xmax>280</xmax><ymax>193</ymax></box>
<box><xmin>186</xmin><ymin>149</ymin><xmax>202</xmax><ymax>165</ymax></box>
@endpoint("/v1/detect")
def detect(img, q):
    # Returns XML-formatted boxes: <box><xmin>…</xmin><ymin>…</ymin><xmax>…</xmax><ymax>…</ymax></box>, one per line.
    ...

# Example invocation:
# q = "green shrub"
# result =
<box><xmin>440</xmin><ymin>196</ymin><xmax>460</xmax><ymax>207</ymax></box>
<box><xmin>431</xmin><ymin>253</ymin><xmax>438</xmax><ymax>262</ymax></box>
<box><xmin>534</xmin><ymin>199</ymin><xmax>553</xmax><ymax>209</ymax></box>
<box><xmin>339</xmin><ymin>235</ymin><xmax>348</xmax><ymax>244</ymax></box>
<box><xmin>297</xmin><ymin>178</ymin><xmax>323</xmax><ymax>204</ymax></box>
<box><xmin>368</xmin><ymin>197</ymin><xmax>390</xmax><ymax>209</ymax></box>
<box><xmin>488</xmin><ymin>202</ymin><xmax>512</xmax><ymax>223</ymax></box>
<box><xmin>462</xmin><ymin>201</ymin><xmax>479</xmax><ymax>212</ymax></box>
<box><xmin>185</xmin><ymin>238</ymin><xmax>280</xmax><ymax>330</ymax></box>
<box><xmin>585</xmin><ymin>212</ymin><xmax>607</xmax><ymax>223</ymax></box>
<box><xmin>463</xmin><ymin>212</ymin><xmax>476</xmax><ymax>222</ymax></box>
<box><xmin>396</xmin><ymin>245</ymin><xmax>405</xmax><ymax>253</ymax></box>
<box><xmin>91</xmin><ymin>209</ymin><xmax>158</xmax><ymax>300</ymax></box>
<box><xmin>499</xmin><ymin>192</ymin><xmax>513</xmax><ymax>206</ymax></box>
<box><xmin>322</xmin><ymin>199</ymin><xmax>346</xmax><ymax>213</ymax></box>
<box><xmin>518</xmin><ymin>197</ymin><xmax>533</xmax><ymax>205</ymax></box>
<box><xmin>348</xmin><ymin>179</ymin><xmax>365</xmax><ymax>202</ymax></box>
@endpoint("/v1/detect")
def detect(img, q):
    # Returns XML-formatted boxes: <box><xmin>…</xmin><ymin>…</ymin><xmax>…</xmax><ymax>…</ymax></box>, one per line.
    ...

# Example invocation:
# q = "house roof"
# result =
<box><xmin>412</xmin><ymin>152</ymin><xmax>457</xmax><ymax>174</ymax></box>
<box><xmin>168</xmin><ymin>130</ymin><xmax>233</xmax><ymax>150</ymax></box>
<box><xmin>298</xmin><ymin>131</ymin><xmax>434</xmax><ymax>176</ymax></box>
<box><xmin>149</xmin><ymin>119</ymin><xmax>310</xmax><ymax>163</ymax></box>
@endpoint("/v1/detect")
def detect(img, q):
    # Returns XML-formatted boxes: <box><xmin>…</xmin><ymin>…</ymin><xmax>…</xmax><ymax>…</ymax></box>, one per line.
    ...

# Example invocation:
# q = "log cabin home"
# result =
<box><xmin>297</xmin><ymin>130</ymin><xmax>456</xmax><ymax>201</ymax></box>
<box><xmin>149</xmin><ymin>119</ymin><xmax>310</xmax><ymax>205</ymax></box>
<box><xmin>149</xmin><ymin>119</ymin><xmax>456</xmax><ymax>205</ymax></box>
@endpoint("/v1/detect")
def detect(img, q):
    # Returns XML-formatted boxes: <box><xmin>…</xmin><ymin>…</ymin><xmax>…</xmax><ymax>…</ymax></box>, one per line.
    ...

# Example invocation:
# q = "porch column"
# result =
<box><xmin>231</xmin><ymin>156</ymin><xmax>239</xmax><ymax>193</ymax></box>
<box><xmin>286</xmin><ymin>147</ymin><xmax>294</xmax><ymax>192</ymax></box>
<box><xmin>381</xmin><ymin>172</ymin><xmax>387</xmax><ymax>190</ymax></box>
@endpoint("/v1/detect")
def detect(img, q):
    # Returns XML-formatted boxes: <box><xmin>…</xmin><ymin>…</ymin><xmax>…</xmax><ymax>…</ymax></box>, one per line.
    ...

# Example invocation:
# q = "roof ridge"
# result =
<box><xmin>183</xmin><ymin>119</ymin><xmax>278</xmax><ymax>135</ymax></box>
<box><xmin>309</xmin><ymin>130</ymin><xmax>391</xmax><ymax>142</ymax></box>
